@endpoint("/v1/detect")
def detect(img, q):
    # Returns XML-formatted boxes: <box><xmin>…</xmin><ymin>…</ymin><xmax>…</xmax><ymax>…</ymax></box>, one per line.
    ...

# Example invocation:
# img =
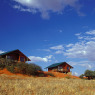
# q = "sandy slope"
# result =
<box><xmin>0</xmin><ymin>68</ymin><xmax>80</xmax><ymax>79</ymax></box>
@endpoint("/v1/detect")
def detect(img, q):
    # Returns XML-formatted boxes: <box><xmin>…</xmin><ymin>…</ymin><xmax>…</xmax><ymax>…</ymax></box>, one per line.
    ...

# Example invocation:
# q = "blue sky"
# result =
<box><xmin>0</xmin><ymin>0</ymin><xmax>95</xmax><ymax>76</ymax></box>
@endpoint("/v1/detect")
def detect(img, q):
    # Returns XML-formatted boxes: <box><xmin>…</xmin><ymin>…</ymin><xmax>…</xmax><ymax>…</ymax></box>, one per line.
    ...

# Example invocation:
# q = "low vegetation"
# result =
<box><xmin>79</xmin><ymin>74</ymin><xmax>84</xmax><ymax>79</ymax></box>
<box><xmin>0</xmin><ymin>58</ymin><xmax>56</xmax><ymax>77</ymax></box>
<box><xmin>0</xmin><ymin>57</ymin><xmax>95</xmax><ymax>95</ymax></box>
<box><xmin>47</xmin><ymin>72</ymin><xmax>55</xmax><ymax>77</ymax></box>
<box><xmin>79</xmin><ymin>70</ymin><xmax>95</xmax><ymax>80</ymax></box>
<box><xmin>65</xmin><ymin>76</ymin><xmax>71</xmax><ymax>79</ymax></box>
<box><xmin>0</xmin><ymin>58</ymin><xmax>43</xmax><ymax>76</ymax></box>
<box><xmin>0</xmin><ymin>75</ymin><xmax>95</xmax><ymax>95</ymax></box>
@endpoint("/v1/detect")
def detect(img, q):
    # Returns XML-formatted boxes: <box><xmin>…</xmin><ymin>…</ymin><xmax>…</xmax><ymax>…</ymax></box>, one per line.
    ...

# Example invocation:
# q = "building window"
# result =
<box><xmin>7</xmin><ymin>56</ymin><xmax>14</xmax><ymax>60</ymax></box>
<box><xmin>20</xmin><ymin>57</ymin><xmax>24</xmax><ymax>62</ymax></box>
<box><xmin>67</xmin><ymin>67</ymin><xmax>69</xmax><ymax>70</ymax></box>
<box><xmin>58</xmin><ymin>66</ymin><xmax>63</xmax><ymax>71</ymax></box>
<box><xmin>7</xmin><ymin>56</ymin><xmax>11</xmax><ymax>59</ymax></box>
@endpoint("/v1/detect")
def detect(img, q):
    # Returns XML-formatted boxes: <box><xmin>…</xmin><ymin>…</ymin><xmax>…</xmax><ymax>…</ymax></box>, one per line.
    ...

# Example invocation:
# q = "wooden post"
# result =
<box><xmin>18</xmin><ymin>56</ymin><xmax>20</xmax><ymax>62</ymax></box>
<box><xmin>24</xmin><ymin>58</ymin><xmax>25</xmax><ymax>63</ymax></box>
<box><xmin>6</xmin><ymin>55</ymin><xmax>7</xmax><ymax>60</ymax></box>
<box><xmin>27</xmin><ymin>57</ymin><xmax>28</xmax><ymax>61</ymax></box>
<box><xmin>6</xmin><ymin>55</ymin><xmax>8</xmax><ymax>65</ymax></box>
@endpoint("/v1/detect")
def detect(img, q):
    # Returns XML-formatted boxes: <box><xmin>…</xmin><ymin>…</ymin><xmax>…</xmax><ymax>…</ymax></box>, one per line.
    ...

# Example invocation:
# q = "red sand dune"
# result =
<box><xmin>0</xmin><ymin>68</ymin><xmax>29</xmax><ymax>77</ymax></box>
<box><xmin>43</xmin><ymin>71</ymin><xmax>80</xmax><ymax>79</ymax></box>
<box><xmin>0</xmin><ymin>69</ymin><xmax>80</xmax><ymax>79</ymax></box>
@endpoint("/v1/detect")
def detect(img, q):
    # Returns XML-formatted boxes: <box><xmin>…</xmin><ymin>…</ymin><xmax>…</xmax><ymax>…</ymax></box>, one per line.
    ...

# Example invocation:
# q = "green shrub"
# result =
<box><xmin>38</xmin><ymin>73</ymin><xmax>45</xmax><ymax>77</ymax></box>
<box><xmin>14</xmin><ymin>63</ymin><xmax>42</xmax><ymax>76</ymax></box>
<box><xmin>79</xmin><ymin>74</ymin><xmax>84</xmax><ymax>79</ymax></box>
<box><xmin>0</xmin><ymin>63</ymin><xmax>5</xmax><ymax>70</ymax></box>
<box><xmin>6</xmin><ymin>65</ymin><xmax>15</xmax><ymax>73</ymax></box>
<box><xmin>15</xmin><ymin>62</ymin><xmax>28</xmax><ymax>74</ymax></box>
<box><xmin>65</xmin><ymin>76</ymin><xmax>71</xmax><ymax>79</ymax></box>
<box><xmin>0</xmin><ymin>58</ymin><xmax>43</xmax><ymax>76</ymax></box>
<box><xmin>0</xmin><ymin>57</ymin><xmax>18</xmax><ymax>66</ymax></box>
<box><xmin>26</xmin><ymin>63</ymin><xmax>42</xmax><ymax>76</ymax></box>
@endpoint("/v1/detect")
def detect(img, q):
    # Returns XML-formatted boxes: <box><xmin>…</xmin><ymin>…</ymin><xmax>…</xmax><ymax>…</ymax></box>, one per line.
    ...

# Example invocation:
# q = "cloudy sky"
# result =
<box><xmin>0</xmin><ymin>0</ymin><xmax>95</xmax><ymax>76</ymax></box>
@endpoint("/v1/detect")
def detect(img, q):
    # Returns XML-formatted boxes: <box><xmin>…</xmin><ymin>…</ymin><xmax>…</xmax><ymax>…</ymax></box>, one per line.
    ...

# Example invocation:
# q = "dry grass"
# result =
<box><xmin>0</xmin><ymin>74</ymin><xmax>95</xmax><ymax>95</ymax></box>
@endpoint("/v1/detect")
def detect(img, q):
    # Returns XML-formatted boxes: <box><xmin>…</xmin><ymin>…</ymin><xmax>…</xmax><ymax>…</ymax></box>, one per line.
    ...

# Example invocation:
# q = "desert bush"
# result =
<box><xmin>0</xmin><ymin>63</ymin><xmax>5</xmax><ymax>70</ymax></box>
<box><xmin>79</xmin><ymin>74</ymin><xmax>84</xmax><ymax>79</ymax></box>
<box><xmin>38</xmin><ymin>73</ymin><xmax>45</xmax><ymax>77</ymax></box>
<box><xmin>65</xmin><ymin>76</ymin><xmax>71</xmax><ymax>79</ymax></box>
<box><xmin>15</xmin><ymin>62</ymin><xmax>29</xmax><ymax>74</ymax></box>
<box><xmin>0</xmin><ymin>57</ymin><xmax>17</xmax><ymax>66</ymax></box>
<box><xmin>21</xmin><ymin>63</ymin><xmax>43</xmax><ymax>76</ymax></box>
<box><xmin>0</xmin><ymin>58</ymin><xmax>43</xmax><ymax>76</ymax></box>
<box><xmin>14</xmin><ymin>63</ymin><xmax>42</xmax><ymax>76</ymax></box>
<box><xmin>26</xmin><ymin>63</ymin><xmax>38</xmax><ymax>75</ymax></box>
<box><xmin>6</xmin><ymin>65</ymin><xmax>15</xmax><ymax>73</ymax></box>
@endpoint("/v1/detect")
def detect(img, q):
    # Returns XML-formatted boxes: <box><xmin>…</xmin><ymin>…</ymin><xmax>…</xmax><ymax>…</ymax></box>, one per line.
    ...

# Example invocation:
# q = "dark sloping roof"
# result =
<box><xmin>0</xmin><ymin>49</ymin><xmax>18</xmax><ymax>56</ymax></box>
<box><xmin>45</xmin><ymin>62</ymin><xmax>73</xmax><ymax>69</ymax></box>
<box><xmin>0</xmin><ymin>49</ymin><xmax>31</xmax><ymax>61</ymax></box>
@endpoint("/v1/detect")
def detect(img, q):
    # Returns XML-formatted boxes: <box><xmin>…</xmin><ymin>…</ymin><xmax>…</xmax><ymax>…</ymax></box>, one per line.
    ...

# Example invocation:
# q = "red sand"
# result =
<box><xmin>44</xmin><ymin>71</ymin><xmax>80</xmax><ymax>79</ymax></box>
<box><xmin>0</xmin><ymin>69</ymin><xmax>80</xmax><ymax>79</ymax></box>
<box><xmin>0</xmin><ymin>68</ymin><xmax>30</xmax><ymax>77</ymax></box>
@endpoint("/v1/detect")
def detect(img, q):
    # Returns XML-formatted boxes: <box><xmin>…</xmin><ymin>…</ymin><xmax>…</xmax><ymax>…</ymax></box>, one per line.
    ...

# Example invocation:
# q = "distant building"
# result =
<box><xmin>46</xmin><ymin>62</ymin><xmax>73</xmax><ymax>73</ymax></box>
<box><xmin>0</xmin><ymin>49</ymin><xmax>31</xmax><ymax>63</ymax></box>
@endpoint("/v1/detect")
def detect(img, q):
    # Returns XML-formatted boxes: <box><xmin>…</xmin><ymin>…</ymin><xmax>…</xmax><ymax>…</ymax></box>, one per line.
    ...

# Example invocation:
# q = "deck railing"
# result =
<box><xmin>52</xmin><ymin>68</ymin><xmax>69</xmax><ymax>72</ymax></box>
<box><xmin>58</xmin><ymin>69</ymin><xmax>68</xmax><ymax>72</ymax></box>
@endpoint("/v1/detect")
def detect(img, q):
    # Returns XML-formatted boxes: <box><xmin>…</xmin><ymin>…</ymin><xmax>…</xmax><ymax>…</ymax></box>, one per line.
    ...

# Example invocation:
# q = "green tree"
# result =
<box><xmin>93</xmin><ymin>70</ymin><xmax>95</xmax><ymax>79</ymax></box>
<box><xmin>79</xmin><ymin>74</ymin><xmax>84</xmax><ymax>79</ymax></box>
<box><xmin>84</xmin><ymin>70</ymin><xmax>94</xmax><ymax>80</ymax></box>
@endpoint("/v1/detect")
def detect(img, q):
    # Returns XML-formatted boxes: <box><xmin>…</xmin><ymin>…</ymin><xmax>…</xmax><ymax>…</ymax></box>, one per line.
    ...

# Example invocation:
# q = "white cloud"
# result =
<box><xmin>75</xmin><ymin>33</ymin><xmax>84</xmax><ymax>40</ymax></box>
<box><xmin>67</xmin><ymin>61</ymin><xmax>77</xmax><ymax>66</ymax></box>
<box><xmin>79</xmin><ymin>64</ymin><xmax>92</xmax><ymax>69</ymax></box>
<box><xmin>73</xmin><ymin>72</ymin><xmax>78</xmax><ymax>76</ymax></box>
<box><xmin>45</xmin><ymin>55</ymin><xmax>53</xmax><ymax>59</ymax></box>
<box><xmin>29</xmin><ymin>56</ymin><xmax>48</xmax><ymax>62</ymax></box>
<box><xmin>64</xmin><ymin>42</ymin><xmax>87</xmax><ymax>58</ymax></box>
<box><xmin>55</xmin><ymin>50</ymin><xmax>64</xmax><ymax>54</ymax></box>
<box><xmin>86</xmin><ymin>30</ymin><xmax>95</xmax><ymax>35</ymax></box>
<box><xmin>66</xmin><ymin>44</ymin><xmax>74</xmax><ymax>47</ymax></box>
<box><xmin>75</xmin><ymin>33</ymin><xmax>81</xmax><ymax>36</ymax></box>
<box><xmin>42</xmin><ymin>49</ymin><xmax>51</xmax><ymax>52</ymax></box>
<box><xmin>68</xmin><ymin>60</ymin><xmax>94</xmax><ymax>70</ymax></box>
<box><xmin>49</xmin><ymin>45</ymin><xmax>64</xmax><ymax>54</ymax></box>
<box><xmin>29</xmin><ymin>55</ymin><xmax>53</xmax><ymax>62</ymax></box>
<box><xmin>78</xmin><ymin>36</ymin><xmax>84</xmax><ymax>39</ymax></box>
<box><xmin>50</xmin><ymin>45</ymin><xmax>64</xmax><ymax>50</ymax></box>
<box><xmin>74</xmin><ymin>30</ymin><xmax>95</xmax><ymax>41</ymax></box>
<box><xmin>65</xmin><ymin>41</ymin><xmax>95</xmax><ymax>61</ymax></box>
<box><xmin>13</xmin><ymin>0</ymin><xmax>82</xmax><ymax>19</ymax></box>
<box><xmin>13</xmin><ymin>5</ymin><xmax>37</xmax><ymax>13</ymax></box>
<box><xmin>64</xmin><ymin>30</ymin><xmax>95</xmax><ymax>61</ymax></box>
<box><xmin>0</xmin><ymin>50</ymin><xmax>5</xmax><ymax>54</ymax></box>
